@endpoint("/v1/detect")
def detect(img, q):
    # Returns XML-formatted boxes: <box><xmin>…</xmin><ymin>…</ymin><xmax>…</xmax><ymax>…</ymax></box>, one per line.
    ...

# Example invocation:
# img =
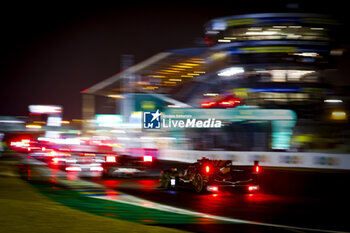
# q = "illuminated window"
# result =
<box><xmin>214</xmin><ymin>25</ymin><xmax>330</xmax><ymax>43</ymax></box>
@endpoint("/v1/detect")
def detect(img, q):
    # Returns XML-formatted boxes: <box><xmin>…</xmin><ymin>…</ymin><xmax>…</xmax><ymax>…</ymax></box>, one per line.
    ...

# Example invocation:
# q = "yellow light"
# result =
<box><xmin>164</xmin><ymin>81</ymin><xmax>176</xmax><ymax>84</ymax></box>
<box><xmin>33</xmin><ymin>121</ymin><xmax>46</xmax><ymax>124</ymax></box>
<box><xmin>193</xmin><ymin>71</ymin><xmax>206</xmax><ymax>74</ymax></box>
<box><xmin>143</xmin><ymin>86</ymin><xmax>158</xmax><ymax>90</ymax></box>
<box><xmin>179</xmin><ymin>63</ymin><xmax>199</xmax><ymax>66</ymax></box>
<box><xmin>59</xmin><ymin>148</ymin><xmax>71</xmax><ymax>151</ymax></box>
<box><xmin>148</xmin><ymin>75</ymin><xmax>165</xmax><ymax>78</ymax></box>
<box><xmin>169</xmin><ymin>68</ymin><xmax>186</xmax><ymax>71</ymax></box>
<box><xmin>85</xmin><ymin>153</ymin><xmax>96</xmax><ymax>156</ymax></box>
<box><xmin>331</xmin><ymin>111</ymin><xmax>347</xmax><ymax>120</ymax></box>
<box><xmin>181</xmin><ymin>75</ymin><xmax>194</xmax><ymax>78</ymax></box>
<box><xmin>61</xmin><ymin>120</ymin><xmax>70</xmax><ymax>124</ymax></box>
<box><xmin>187</xmin><ymin>73</ymin><xmax>200</xmax><ymax>76</ymax></box>
<box><xmin>72</xmin><ymin>119</ymin><xmax>84</xmax><ymax>122</ymax></box>
<box><xmin>108</xmin><ymin>94</ymin><xmax>124</xmax><ymax>99</ymax></box>
<box><xmin>26</xmin><ymin>124</ymin><xmax>42</xmax><ymax>129</ymax></box>
<box><xmin>172</xmin><ymin>65</ymin><xmax>192</xmax><ymax>69</ymax></box>
<box><xmin>189</xmin><ymin>58</ymin><xmax>205</xmax><ymax>63</ymax></box>
<box><xmin>169</xmin><ymin>79</ymin><xmax>182</xmax><ymax>82</ymax></box>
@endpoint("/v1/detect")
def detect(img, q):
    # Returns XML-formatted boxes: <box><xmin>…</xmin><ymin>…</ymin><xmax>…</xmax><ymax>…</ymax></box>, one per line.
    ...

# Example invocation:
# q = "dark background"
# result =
<box><xmin>0</xmin><ymin>1</ymin><xmax>349</xmax><ymax>119</ymax></box>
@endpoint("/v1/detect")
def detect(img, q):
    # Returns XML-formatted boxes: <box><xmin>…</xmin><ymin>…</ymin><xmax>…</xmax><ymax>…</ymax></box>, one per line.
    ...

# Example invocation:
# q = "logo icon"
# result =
<box><xmin>143</xmin><ymin>109</ymin><xmax>161</xmax><ymax>129</ymax></box>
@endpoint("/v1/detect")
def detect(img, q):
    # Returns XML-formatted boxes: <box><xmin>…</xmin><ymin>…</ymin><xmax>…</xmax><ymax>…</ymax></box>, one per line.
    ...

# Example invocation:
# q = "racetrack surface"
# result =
<box><xmin>15</xmin><ymin>154</ymin><xmax>350</xmax><ymax>233</ymax></box>
<box><xmin>90</xmin><ymin>160</ymin><xmax>350</xmax><ymax>233</ymax></box>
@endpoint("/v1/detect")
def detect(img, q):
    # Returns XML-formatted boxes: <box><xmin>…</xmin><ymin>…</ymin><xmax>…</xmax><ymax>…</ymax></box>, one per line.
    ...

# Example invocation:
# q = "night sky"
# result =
<box><xmin>0</xmin><ymin>2</ymin><xmax>349</xmax><ymax>120</ymax></box>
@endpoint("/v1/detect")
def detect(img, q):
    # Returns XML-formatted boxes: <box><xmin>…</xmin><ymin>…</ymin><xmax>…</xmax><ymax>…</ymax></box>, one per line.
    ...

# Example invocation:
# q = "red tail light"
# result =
<box><xmin>205</xmin><ymin>165</ymin><xmax>210</xmax><ymax>173</ymax></box>
<box><xmin>248</xmin><ymin>185</ymin><xmax>259</xmax><ymax>192</ymax></box>
<box><xmin>255</xmin><ymin>165</ymin><xmax>260</xmax><ymax>173</ymax></box>
<box><xmin>143</xmin><ymin>155</ymin><xmax>153</xmax><ymax>162</ymax></box>
<box><xmin>201</xmin><ymin>101</ymin><xmax>216</xmax><ymax>108</ymax></box>
<box><xmin>218</xmin><ymin>98</ymin><xmax>242</xmax><ymax>108</ymax></box>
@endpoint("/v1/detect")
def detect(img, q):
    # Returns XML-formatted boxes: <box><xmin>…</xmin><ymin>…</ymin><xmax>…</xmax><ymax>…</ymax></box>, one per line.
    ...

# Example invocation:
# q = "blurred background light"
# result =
<box><xmin>217</xmin><ymin>67</ymin><xmax>244</xmax><ymax>77</ymax></box>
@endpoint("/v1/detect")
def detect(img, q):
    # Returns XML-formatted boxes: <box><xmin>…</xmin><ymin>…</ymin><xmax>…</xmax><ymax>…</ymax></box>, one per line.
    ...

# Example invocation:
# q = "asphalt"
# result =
<box><xmin>91</xmin><ymin>159</ymin><xmax>350</xmax><ymax>233</ymax></box>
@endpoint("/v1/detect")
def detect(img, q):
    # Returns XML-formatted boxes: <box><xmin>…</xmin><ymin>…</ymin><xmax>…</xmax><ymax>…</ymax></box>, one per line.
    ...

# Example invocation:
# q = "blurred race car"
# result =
<box><xmin>160</xmin><ymin>157</ymin><xmax>260</xmax><ymax>193</ymax></box>
<box><xmin>102</xmin><ymin>154</ymin><xmax>153</xmax><ymax>177</ymax></box>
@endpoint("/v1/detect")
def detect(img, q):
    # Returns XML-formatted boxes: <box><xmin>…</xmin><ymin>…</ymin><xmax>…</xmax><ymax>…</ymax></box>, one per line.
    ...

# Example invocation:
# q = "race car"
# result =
<box><xmin>102</xmin><ymin>154</ymin><xmax>153</xmax><ymax>177</ymax></box>
<box><xmin>160</xmin><ymin>157</ymin><xmax>260</xmax><ymax>193</ymax></box>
